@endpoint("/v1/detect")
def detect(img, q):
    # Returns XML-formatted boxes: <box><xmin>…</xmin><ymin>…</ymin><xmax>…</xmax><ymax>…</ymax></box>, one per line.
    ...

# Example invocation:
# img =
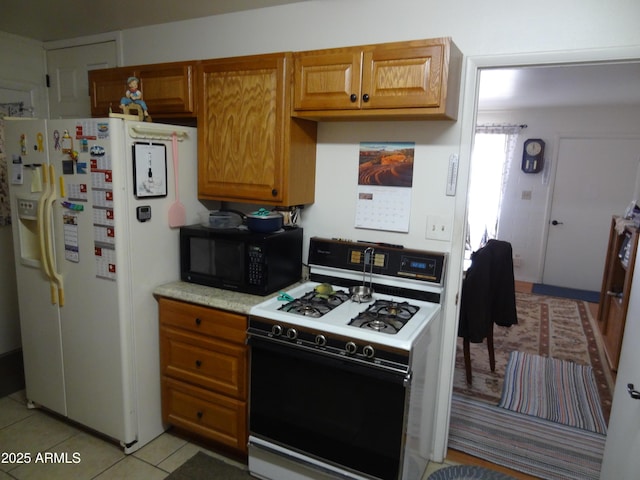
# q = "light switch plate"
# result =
<box><xmin>426</xmin><ymin>215</ymin><xmax>451</xmax><ymax>241</ymax></box>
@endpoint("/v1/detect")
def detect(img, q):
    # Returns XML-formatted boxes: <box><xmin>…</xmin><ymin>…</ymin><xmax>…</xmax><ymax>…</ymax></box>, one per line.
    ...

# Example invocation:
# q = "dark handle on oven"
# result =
<box><xmin>628</xmin><ymin>383</ymin><xmax>640</xmax><ymax>400</ymax></box>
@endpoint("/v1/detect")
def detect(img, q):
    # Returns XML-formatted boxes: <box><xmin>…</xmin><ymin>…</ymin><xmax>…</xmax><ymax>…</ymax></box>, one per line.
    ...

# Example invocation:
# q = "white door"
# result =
<box><xmin>46</xmin><ymin>41</ymin><xmax>117</xmax><ymax>118</ymax></box>
<box><xmin>542</xmin><ymin>137</ymin><xmax>640</xmax><ymax>291</ymax></box>
<box><xmin>600</xmin><ymin>253</ymin><xmax>640</xmax><ymax>479</ymax></box>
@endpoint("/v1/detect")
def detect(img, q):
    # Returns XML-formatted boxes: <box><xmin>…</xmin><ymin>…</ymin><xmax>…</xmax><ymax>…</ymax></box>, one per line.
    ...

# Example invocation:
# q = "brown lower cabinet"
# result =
<box><xmin>158</xmin><ymin>297</ymin><xmax>248</xmax><ymax>454</ymax></box>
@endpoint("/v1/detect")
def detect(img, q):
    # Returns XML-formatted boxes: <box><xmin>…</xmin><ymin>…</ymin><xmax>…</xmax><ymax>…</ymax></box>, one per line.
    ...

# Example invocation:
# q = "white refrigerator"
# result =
<box><xmin>5</xmin><ymin>117</ymin><xmax>202</xmax><ymax>453</ymax></box>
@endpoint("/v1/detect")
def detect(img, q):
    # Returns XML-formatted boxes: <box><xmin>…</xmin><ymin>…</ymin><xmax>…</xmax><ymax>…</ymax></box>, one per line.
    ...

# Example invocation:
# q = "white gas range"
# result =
<box><xmin>247</xmin><ymin>238</ymin><xmax>446</xmax><ymax>480</ymax></box>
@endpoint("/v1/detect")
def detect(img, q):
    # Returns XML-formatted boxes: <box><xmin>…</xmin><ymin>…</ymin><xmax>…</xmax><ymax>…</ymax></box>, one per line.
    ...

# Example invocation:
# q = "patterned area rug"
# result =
<box><xmin>428</xmin><ymin>464</ymin><xmax>517</xmax><ymax>479</ymax></box>
<box><xmin>453</xmin><ymin>292</ymin><xmax>613</xmax><ymax>421</ymax></box>
<box><xmin>449</xmin><ymin>394</ymin><xmax>605</xmax><ymax>480</ymax></box>
<box><xmin>498</xmin><ymin>351</ymin><xmax>607</xmax><ymax>433</ymax></box>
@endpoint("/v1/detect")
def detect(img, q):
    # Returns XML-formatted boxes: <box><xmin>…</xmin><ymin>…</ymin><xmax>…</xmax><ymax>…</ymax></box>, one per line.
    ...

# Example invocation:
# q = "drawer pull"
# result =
<box><xmin>195</xmin><ymin>360</ymin><xmax>202</xmax><ymax>368</ymax></box>
<box><xmin>195</xmin><ymin>317</ymin><xmax>202</xmax><ymax>326</ymax></box>
<box><xmin>197</xmin><ymin>411</ymin><xmax>203</xmax><ymax>419</ymax></box>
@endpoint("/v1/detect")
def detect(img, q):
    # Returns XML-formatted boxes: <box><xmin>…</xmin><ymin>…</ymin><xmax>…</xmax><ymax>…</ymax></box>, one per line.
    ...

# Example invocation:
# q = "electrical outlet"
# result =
<box><xmin>426</xmin><ymin>215</ymin><xmax>451</xmax><ymax>241</ymax></box>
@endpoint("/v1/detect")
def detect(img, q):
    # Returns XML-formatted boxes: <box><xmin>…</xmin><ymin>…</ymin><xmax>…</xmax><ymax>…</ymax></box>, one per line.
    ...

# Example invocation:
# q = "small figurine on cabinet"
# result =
<box><xmin>120</xmin><ymin>76</ymin><xmax>151</xmax><ymax>121</ymax></box>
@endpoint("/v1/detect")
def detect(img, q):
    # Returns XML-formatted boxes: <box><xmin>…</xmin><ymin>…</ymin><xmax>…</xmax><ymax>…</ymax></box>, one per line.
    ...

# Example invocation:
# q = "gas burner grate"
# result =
<box><xmin>348</xmin><ymin>300</ymin><xmax>420</xmax><ymax>334</ymax></box>
<box><xmin>278</xmin><ymin>288</ymin><xmax>349</xmax><ymax>318</ymax></box>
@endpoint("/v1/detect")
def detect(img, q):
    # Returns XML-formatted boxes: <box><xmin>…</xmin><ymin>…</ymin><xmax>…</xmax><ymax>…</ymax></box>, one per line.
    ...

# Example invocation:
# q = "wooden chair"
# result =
<box><xmin>123</xmin><ymin>104</ymin><xmax>145</xmax><ymax>120</ymax></box>
<box><xmin>463</xmin><ymin>324</ymin><xmax>495</xmax><ymax>384</ymax></box>
<box><xmin>458</xmin><ymin>239</ymin><xmax>517</xmax><ymax>384</ymax></box>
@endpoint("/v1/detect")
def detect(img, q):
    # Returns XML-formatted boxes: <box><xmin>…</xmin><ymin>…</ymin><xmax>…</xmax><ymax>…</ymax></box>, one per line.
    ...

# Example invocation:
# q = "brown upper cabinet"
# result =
<box><xmin>197</xmin><ymin>53</ymin><xmax>317</xmax><ymax>206</ymax></box>
<box><xmin>292</xmin><ymin>38</ymin><xmax>462</xmax><ymax>120</ymax></box>
<box><xmin>89</xmin><ymin>61</ymin><xmax>197</xmax><ymax>119</ymax></box>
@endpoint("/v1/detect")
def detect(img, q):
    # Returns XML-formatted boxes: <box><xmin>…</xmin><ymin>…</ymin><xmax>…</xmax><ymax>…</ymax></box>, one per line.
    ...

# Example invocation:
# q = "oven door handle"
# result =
<box><xmin>248</xmin><ymin>335</ymin><xmax>410</xmax><ymax>385</ymax></box>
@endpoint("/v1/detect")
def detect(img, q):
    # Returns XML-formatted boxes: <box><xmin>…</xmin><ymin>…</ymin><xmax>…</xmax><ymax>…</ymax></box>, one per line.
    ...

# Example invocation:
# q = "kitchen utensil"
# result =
<box><xmin>168</xmin><ymin>133</ymin><xmax>186</xmax><ymax>227</ymax></box>
<box><xmin>350</xmin><ymin>247</ymin><xmax>374</xmax><ymax>303</ymax></box>
<box><xmin>277</xmin><ymin>291</ymin><xmax>295</xmax><ymax>302</ymax></box>
<box><xmin>245</xmin><ymin>208</ymin><xmax>284</xmax><ymax>233</ymax></box>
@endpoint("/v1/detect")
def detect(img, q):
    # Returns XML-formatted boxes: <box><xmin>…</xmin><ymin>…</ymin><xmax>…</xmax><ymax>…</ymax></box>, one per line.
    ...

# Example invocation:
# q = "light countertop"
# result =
<box><xmin>153</xmin><ymin>281</ymin><xmax>301</xmax><ymax>314</ymax></box>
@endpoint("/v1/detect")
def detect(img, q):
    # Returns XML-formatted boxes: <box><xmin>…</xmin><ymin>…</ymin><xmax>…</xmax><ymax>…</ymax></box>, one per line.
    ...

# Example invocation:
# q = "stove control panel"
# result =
<box><xmin>248</xmin><ymin>318</ymin><xmax>410</xmax><ymax>373</ymax></box>
<box><xmin>308</xmin><ymin>237</ymin><xmax>446</xmax><ymax>286</ymax></box>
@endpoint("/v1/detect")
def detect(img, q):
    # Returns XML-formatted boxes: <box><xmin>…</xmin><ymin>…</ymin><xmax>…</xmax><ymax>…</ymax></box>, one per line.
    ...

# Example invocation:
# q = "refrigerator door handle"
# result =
<box><xmin>37</xmin><ymin>165</ymin><xmax>57</xmax><ymax>304</ymax></box>
<box><xmin>45</xmin><ymin>165</ymin><xmax>64</xmax><ymax>306</ymax></box>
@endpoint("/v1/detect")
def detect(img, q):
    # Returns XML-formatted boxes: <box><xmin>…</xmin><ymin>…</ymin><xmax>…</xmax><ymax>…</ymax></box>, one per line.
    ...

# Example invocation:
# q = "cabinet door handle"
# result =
<box><xmin>627</xmin><ymin>383</ymin><xmax>640</xmax><ymax>400</ymax></box>
<box><xmin>350</xmin><ymin>93</ymin><xmax>357</xmax><ymax>102</ymax></box>
<box><xmin>606</xmin><ymin>290</ymin><xmax>623</xmax><ymax>298</ymax></box>
<box><xmin>195</xmin><ymin>360</ymin><xmax>202</xmax><ymax>368</ymax></box>
<box><xmin>195</xmin><ymin>317</ymin><xmax>201</xmax><ymax>326</ymax></box>
<box><xmin>271</xmin><ymin>188</ymin><xmax>278</xmax><ymax>197</ymax></box>
<box><xmin>362</xmin><ymin>93</ymin><xmax>370</xmax><ymax>102</ymax></box>
<box><xmin>197</xmin><ymin>411</ymin><xmax>203</xmax><ymax>419</ymax></box>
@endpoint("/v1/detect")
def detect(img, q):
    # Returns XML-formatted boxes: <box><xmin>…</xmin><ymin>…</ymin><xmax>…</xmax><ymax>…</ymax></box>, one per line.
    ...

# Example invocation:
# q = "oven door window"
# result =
<box><xmin>189</xmin><ymin>237</ymin><xmax>244</xmax><ymax>282</ymax></box>
<box><xmin>250</xmin><ymin>338</ymin><xmax>408</xmax><ymax>480</ymax></box>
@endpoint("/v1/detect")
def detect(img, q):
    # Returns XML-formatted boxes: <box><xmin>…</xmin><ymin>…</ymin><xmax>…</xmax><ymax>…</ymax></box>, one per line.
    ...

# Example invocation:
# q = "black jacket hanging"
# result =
<box><xmin>458</xmin><ymin>239</ymin><xmax>518</xmax><ymax>343</ymax></box>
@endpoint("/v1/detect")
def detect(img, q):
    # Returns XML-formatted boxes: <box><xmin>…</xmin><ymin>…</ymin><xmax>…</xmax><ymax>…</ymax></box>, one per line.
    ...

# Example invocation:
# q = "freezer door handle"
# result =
<box><xmin>45</xmin><ymin>165</ymin><xmax>64</xmax><ymax>306</ymax></box>
<box><xmin>37</xmin><ymin>165</ymin><xmax>57</xmax><ymax>304</ymax></box>
<box><xmin>37</xmin><ymin>164</ymin><xmax>64</xmax><ymax>306</ymax></box>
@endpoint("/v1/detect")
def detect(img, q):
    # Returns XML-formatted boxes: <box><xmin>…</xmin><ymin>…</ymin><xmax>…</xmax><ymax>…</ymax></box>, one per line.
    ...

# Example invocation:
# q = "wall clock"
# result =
<box><xmin>522</xmin><ymin>138</ymin><xmax>545</xmax><ymax>173</ymax></box>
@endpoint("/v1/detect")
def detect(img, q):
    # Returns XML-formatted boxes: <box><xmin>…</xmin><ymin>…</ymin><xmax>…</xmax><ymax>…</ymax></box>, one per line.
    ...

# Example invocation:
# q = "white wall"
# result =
<box><xmin>0</xmin><ymin>31</ymin><xmax>46</xmax><ymax>354</ymax></box>
<box><xmin>479</xmin><ymin>105</ymin><xmax>640</xmax><ymax>284</ymax></box>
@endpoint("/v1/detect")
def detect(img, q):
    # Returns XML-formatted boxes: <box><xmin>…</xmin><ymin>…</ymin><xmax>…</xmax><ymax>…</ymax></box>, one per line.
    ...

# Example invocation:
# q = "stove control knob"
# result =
<box><xmin>345</xmin><ymin>341</ymin><xmax>357</xmax><ymax>354</ymax></box>
<box><xmin>363</xmin><ymin>345</ymin><xmax>375</xmax><ymax>358</ymax></box>
<box><xmin>315</xmin><ymin>335</ymin><xmax>327</xmax><ymax>347</ymax></box>
<box><xmin>286</xmin><ymin>328</ymin><xmax>298</xmax><ymax>340</ymax></box>
<box><xmin>271</xmin><ymin>325</ymin><xmax>283</xmax><ymax>337</ymax></box>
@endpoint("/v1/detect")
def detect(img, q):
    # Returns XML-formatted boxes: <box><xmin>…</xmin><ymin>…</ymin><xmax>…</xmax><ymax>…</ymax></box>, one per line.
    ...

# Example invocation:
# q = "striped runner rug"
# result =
<box><xmin>498</xmin><ymin>351</ymin><xmax>607</xmax><ymax>434</ymax></box>
<box><xmin>448</xmin><ymin>394</ymin><xmax>605</xmax><ymax>480</ymax></box>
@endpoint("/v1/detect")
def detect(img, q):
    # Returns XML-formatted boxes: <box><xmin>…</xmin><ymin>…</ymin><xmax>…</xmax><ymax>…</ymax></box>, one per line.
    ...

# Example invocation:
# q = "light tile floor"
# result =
<box><xmin>0</xmin><ymin>390</ymin><xmax>456</xmax><ymax>479</ymax></box>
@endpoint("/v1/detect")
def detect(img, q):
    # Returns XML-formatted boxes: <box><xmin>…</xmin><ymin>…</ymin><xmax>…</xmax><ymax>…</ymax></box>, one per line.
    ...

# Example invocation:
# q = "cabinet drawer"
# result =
<box><xmin>161</xmin><ymin>326</ymin><xmax>247</xmax><ymax>398</ymax></box>
<box><xmin>162</xmin><ymin>377</ymin><xmax>247</xmax><ymax>453</ymax></box>
<box><xmin>158</xmin><ymin>297</ymin><xmax>247</xmax><ymax>343</ymax></box>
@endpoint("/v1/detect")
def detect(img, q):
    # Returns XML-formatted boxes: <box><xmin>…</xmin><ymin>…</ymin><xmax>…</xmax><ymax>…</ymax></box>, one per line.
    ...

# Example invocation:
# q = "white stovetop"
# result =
<box><xmin>249</xmin><ymin>281</ymin><xmax>441</xmax><ymax>350</ymax></box>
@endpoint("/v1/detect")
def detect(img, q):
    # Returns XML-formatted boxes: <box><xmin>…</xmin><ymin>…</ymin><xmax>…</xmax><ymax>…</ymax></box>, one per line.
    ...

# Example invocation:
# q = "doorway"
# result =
<box><xmin>46</xmin><ymin>41</ymin><xmax>117</xmax><ymax>118</ymax></box>
<box><xmin>470</xmin><ymin>62</ymin><xmax>640</xmax><ymax>291</ymax></box>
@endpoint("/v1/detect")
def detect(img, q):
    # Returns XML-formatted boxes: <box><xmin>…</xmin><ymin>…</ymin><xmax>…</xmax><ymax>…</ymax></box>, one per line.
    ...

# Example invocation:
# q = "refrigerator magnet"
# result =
<box><xmin>132</xmin><ymin>142</ymin><xmax>167</xmax><ymax>198</ymax></box>
<box><xmin>61</xmin><ymin>130</ymin><xmax>73</xmax><ymax>154</ymax></box>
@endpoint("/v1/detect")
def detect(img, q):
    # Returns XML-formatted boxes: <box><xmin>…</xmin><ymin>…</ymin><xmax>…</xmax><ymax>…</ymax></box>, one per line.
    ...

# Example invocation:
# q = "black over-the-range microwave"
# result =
<box><xmin>179</xmin><ymin>224</ymin><xmax>303</xmax><ymax>295</ymax></box>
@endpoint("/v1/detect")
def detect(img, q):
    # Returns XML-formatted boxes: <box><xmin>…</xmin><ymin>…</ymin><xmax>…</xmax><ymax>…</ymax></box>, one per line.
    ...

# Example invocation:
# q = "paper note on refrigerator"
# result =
<box><xmin>63</xmin><ymin>212</ymin><xmax>80</xmax><ymax>263</ymax></box>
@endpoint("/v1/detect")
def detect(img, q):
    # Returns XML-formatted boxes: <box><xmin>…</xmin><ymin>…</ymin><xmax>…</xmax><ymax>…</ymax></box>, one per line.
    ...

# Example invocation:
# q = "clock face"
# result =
<box><xmin>526</xmin><ymin>141</ymin><xmax>542</xmax><ymax>156</ymax></box>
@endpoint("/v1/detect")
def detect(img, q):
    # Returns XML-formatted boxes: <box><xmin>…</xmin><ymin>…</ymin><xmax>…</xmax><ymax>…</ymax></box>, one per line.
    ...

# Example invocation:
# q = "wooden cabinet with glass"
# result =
<box><xmin>88</xmin><ymin>61</ymin><xmax>197</xmax><ymax>119</ymax></box>
<box><xmin>197</xmin><ymin>52</ymin><xmax>317</xmax><ymax>206</ymax></box>
<box><xmin>158</xmin><ymin>297</ymin><xmax>248</xmax><ymax>454</ymax></box>
<box><xmin>292</xmin><ymin>37</ymin><xmax>462</xmax><ymax>120</ymax></box>
<box><xmin>597</xmin><ymin>215</ymin><xmax>639</xmax><ymax>371</ymax></box>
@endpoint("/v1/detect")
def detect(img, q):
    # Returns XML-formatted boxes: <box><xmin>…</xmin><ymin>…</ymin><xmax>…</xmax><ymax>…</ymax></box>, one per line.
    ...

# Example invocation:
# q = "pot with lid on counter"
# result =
<box><xmin>244</xmin><ymin>208</ymin><xmax>284</xmax><ymax>233</ymax></box>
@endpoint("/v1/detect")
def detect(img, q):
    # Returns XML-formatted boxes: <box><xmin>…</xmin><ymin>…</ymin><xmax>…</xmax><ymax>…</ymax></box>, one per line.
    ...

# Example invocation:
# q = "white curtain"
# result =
<box><xmin>466</xmin><ymin>123</ymin><xmax>524</xmax><ymax>253</ymax></box>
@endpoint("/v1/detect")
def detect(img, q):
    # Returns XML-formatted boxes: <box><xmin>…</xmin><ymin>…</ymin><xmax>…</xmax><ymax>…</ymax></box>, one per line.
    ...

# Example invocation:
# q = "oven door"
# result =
<box><xmin>248</xmin><ymin>336</ymin><xmax>409</xmax><ymax>480</ymax></box>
